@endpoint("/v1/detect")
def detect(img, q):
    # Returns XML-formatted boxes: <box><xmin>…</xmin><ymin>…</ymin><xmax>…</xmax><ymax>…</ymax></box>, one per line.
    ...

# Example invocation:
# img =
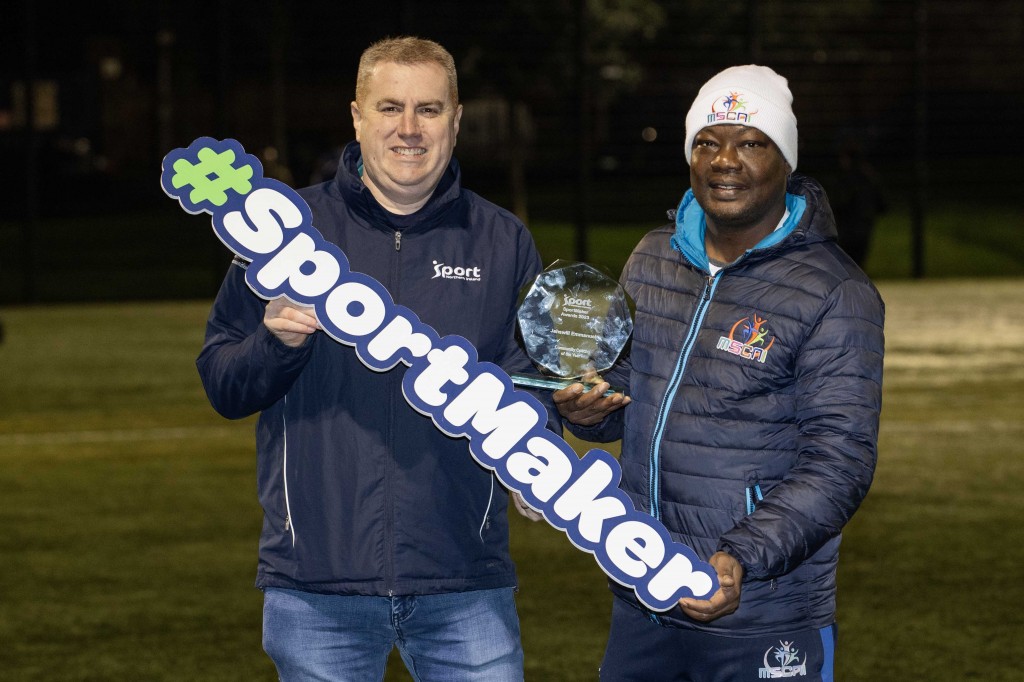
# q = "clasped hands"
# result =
<box><xmin>515</xmin><ymin>371</ymin><xmax>743</xmax><ymax>621</ymax></box>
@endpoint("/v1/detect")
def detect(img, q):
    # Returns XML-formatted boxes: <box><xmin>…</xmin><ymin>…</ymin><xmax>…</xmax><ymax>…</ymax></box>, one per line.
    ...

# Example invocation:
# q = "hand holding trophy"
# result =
<box><xmin>511</xmin><ymin>260</ymin><xmax>634</xmax><ymax>397</ymax></box>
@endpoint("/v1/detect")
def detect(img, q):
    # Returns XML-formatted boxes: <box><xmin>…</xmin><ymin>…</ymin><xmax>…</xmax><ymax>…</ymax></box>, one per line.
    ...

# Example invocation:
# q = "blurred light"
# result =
<box><xmin>600</xmin><ymin>64</ymin><xmax>626</xmax><ymax>81</ymax></box>
<box><xmin>99</xmin><ymin>57</ymin><xmax>122</xmax><ymax>81</ymax></box>
<box><xmin>642</xmin><ymin>126</ymin><xmax>658</xmax><ymax>142</ymax></box>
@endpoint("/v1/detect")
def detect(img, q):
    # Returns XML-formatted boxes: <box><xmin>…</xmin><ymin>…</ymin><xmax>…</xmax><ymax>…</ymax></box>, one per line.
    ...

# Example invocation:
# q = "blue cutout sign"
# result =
<box><xmin>161</xmin><ymin>137</ymin><xmax>718</xmax><ymax>610</ymax></box>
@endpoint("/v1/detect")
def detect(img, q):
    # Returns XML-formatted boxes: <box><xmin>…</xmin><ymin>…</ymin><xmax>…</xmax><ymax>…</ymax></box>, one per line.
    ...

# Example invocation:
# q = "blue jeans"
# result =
<box><xmin>262</xmin><ymin>587</ymin><xmax>524</xmax><ymax>681</ymax></box>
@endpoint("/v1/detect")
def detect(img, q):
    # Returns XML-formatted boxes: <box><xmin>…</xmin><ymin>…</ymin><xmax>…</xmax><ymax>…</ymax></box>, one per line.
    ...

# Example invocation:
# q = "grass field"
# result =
<box><xmin>1</xmin><ymin>278</ymin><xmax>1023</xmax><ymax>680</ymax></box>
<box><xmin>2</xmin><ymin>198</ymin><xmax>1023</xmax><ymax>305</ymax></box>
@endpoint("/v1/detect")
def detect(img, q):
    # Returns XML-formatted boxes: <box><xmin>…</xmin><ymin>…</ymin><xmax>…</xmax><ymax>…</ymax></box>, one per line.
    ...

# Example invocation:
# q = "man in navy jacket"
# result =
<box><xmin>551</xmin><ymin>65</ymin><xmax>885</xmax><ymax>680</ymax></box>
<box><xmin>198</xmin><ymin>36</ymin><xmax>544</xmax><ymax>681</ymax></box>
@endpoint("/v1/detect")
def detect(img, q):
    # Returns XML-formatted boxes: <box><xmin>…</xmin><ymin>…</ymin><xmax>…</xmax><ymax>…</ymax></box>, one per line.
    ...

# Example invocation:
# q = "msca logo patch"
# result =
<box><xmin>758</xmin><ymin>640</ymin><xmax>808</xmax><ymax>678</ymax></box>
<box><xmin>716</xmin><ymin>313</ymin><xmax>775</xmax><ymax>364</ymax></box>
<box><xmin>707</xmin><ymin>90</ymin><xmax>759</xmax><ymax>124</ymax></box>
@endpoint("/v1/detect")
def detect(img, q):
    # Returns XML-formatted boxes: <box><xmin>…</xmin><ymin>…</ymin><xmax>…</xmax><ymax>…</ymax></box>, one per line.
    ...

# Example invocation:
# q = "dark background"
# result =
<box><xmin>2</xmin><ymin>0</ymin><xmax>1022</xmax><ymax>303</ymax></box>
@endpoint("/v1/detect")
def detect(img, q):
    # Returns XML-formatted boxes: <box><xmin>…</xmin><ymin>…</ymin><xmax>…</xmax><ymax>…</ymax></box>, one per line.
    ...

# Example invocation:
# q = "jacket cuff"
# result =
<box><xmin>257</xmin><ymin>322</ymin><xmax>315</xmax><ymax>366</ymax></box>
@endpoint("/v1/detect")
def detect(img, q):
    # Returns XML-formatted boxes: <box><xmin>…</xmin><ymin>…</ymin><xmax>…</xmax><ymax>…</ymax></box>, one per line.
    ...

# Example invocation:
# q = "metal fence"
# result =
<box><xmin>2</xmin><ymin>0</ymin><xmax>1021</xmax><ymax>302</ymax></box>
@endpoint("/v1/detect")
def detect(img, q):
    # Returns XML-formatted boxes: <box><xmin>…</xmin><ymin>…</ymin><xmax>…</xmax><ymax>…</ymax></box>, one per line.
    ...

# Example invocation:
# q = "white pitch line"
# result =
<box><xmin>0</xmin><ymin>425</ymin><xmax>249</xmax><ymax>447</ymax></box>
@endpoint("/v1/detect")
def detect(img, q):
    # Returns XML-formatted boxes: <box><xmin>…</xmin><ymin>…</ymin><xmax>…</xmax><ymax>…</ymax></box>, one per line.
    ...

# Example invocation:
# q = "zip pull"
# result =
<box><xmin>394</xmin><ymin>230</ymin><xmax>402</xmax><ymax>251</ymax></box>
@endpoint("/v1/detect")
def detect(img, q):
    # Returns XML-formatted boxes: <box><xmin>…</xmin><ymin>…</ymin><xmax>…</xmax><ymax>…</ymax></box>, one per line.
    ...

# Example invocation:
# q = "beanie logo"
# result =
<box><xmin>707</xmin><ymin>91</ymin><xmax>759</xmax><ymax>124</ymax></box>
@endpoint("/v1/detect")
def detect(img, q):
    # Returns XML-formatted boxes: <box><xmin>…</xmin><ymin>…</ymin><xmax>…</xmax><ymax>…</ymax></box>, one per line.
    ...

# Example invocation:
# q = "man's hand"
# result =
<box><xmin>677</xmin><ymin>551</ymin><xmax>744</xmax><ymax>622</ymax></box>
<box><xmin>510</xmin><ymin>492</ymin><xmax>544</xmax><ymax>522</ymax></box>
<box><xmin>552</xmin><ymin>374</ymin><xmax>630</xmax><ymax>426</ymax></box>
<box><xmin>264</xmin><ymin>298</ymin><xmax>319</xmax><ymax>348</ymax></box>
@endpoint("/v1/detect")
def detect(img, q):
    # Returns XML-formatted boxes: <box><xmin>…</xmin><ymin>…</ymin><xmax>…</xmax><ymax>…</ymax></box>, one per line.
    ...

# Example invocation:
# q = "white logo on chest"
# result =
<box><xmin>432</xmin><ymin>260</ymin><xmax>482</xmax><ymax>282</ymax></box>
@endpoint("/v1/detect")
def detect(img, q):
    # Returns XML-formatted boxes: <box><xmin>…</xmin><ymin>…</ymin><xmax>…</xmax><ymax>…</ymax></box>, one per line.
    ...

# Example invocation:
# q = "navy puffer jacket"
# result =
<box><xmin>571</xmin><ymin>174</ymin><xmax>884</xmax><ymax>634</ymax></box>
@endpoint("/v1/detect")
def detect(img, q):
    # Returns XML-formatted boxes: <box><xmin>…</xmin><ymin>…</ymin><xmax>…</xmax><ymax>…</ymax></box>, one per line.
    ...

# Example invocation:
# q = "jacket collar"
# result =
<box><xmin>333</xmin><ymin>141</ymin><xmax>462</xmax><ymax>233</ymax></box>
<box><xmin>670</xmin><ymin>173</ymin><xmax>839</xmax><ymax>271</ymax></box>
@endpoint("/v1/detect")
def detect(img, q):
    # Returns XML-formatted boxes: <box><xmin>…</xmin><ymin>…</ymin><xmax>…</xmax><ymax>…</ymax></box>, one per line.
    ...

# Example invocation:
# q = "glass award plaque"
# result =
<box><xmin>512</xmin><ymin>260</ymin><xmax>634</xmax><ymax>396</ymax></box>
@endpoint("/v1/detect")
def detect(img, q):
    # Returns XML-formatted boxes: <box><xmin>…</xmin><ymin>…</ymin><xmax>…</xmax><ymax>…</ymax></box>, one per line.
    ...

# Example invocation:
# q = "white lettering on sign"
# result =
<box><xmin>161</xmin><ymin>137</ymin><xmax>718</xmax><ymax>610</ymax></box>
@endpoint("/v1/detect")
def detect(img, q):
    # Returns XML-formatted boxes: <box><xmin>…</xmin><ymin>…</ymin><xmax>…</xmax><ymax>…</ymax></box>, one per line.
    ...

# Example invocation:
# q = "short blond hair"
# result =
<box><xmin>355</xmin><ymin>36</ymin><xmax>459</xmax><ymax>107</ymax></box>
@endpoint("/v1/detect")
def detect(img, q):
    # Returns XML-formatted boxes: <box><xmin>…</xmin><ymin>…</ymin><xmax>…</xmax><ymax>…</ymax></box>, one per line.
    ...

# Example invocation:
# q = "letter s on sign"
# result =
<box><xmin>221</xmin><ymin>187</ymin><xmax>301</xmax><ymax>254</ymax></box>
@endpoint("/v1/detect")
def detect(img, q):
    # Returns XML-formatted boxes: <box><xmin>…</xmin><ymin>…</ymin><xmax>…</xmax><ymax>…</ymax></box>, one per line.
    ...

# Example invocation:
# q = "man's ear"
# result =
<box><xmin>451</xmin><ymin>103</ymin><xmax>464</xmax><ymax>146</ymax></box>
<box><xmin>350</xmin><ymin>101</ymin><xmax>362</xmax><ymax>140</ymax></box>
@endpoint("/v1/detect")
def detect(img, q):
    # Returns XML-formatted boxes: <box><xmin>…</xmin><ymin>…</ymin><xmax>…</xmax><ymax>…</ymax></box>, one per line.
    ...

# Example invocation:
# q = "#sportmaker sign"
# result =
<box><xmin>161</xmin><ymin>137</ymin><xmax>717</xmax><ymax>611</ymax></box>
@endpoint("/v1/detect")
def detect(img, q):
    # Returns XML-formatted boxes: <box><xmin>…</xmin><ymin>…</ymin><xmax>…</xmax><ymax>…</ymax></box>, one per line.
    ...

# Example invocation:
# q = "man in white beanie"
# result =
<box><xmin>546</xmin><ymin>64</ymin><xmax>885</xmax><ymax>679</ymax></box>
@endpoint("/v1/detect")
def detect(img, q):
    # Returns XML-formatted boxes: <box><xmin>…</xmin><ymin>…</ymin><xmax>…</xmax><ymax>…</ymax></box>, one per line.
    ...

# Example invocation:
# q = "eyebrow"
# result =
<box><xmin>375</xmin><ymin>98</ymin><xmax>447</xmax><ymax>110</ymax></box>
<box><xmin>697</xmin><ymin>125</ymin><xmax>766</xmax><ymax>139</ymax></box>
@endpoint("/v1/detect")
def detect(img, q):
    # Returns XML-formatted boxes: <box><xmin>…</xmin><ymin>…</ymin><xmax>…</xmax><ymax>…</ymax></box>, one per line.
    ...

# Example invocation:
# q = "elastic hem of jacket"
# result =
<box><xmin>608</xmin><ymin>582</ymin><xmax>828</xmax><ymax>637</ymax></box>
<box><xmin>255</xmin><ymin>570</ymin><xmax>517</xmax><ymax>597</ymax></box>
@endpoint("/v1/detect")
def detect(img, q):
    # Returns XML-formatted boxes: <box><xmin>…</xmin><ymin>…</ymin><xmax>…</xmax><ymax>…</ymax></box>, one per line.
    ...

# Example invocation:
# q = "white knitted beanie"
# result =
<box><xmin>684</xmin><ymin>64</ymin><xmax>798</xmax><ymax>170</ymax></box>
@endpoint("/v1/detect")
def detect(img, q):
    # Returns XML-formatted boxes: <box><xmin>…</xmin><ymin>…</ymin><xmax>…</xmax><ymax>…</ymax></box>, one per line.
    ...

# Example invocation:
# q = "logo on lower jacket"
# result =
<box><xmin>758</xmin><ymin>640</ymin><xmax>807</xmax><ymax>678</ymax></box>
<box><xmin>716</xmin><ymin>313</ymin><xmax>775</xmax><ymax>363</ymax></box>
<box><xmin>432</xmin><ymin>260</ymin><xmax>482</xmax><ymax>282</ymax></box>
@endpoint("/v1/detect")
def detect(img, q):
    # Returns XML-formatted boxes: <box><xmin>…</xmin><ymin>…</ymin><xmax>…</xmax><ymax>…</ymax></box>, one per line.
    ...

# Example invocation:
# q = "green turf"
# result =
<box><xmin>1</xmin><ymin>279</ymin><xmax>1022</xmax><ymax>680</ymax></box>
<box><xmin>2</xmin><ymin>198</ymin><xmax>1021</xmax><ymax>305</ymax></box>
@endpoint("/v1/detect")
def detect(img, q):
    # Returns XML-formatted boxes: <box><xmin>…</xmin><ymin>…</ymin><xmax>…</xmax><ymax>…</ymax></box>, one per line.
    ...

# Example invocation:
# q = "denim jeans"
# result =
<box><xmin>262</xmin><ymin>586</ymin><xmax>524</xmax><ymax>681</ymax></box>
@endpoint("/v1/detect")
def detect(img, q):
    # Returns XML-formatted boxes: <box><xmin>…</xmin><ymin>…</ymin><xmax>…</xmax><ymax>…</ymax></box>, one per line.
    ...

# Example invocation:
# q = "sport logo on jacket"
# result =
<box><xmin>432</xmin><ymin>260</ymin><xmax>482</xmax><ymax>282</ymax></box>
<box><xmin>716</xmin><ymin>313</ymin><xmax>775</xmax><ymax>364</ymax></box>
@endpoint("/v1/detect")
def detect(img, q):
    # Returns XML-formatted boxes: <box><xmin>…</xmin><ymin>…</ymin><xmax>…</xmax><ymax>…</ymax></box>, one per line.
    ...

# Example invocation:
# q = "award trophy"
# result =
<box><xmin>511</xmin><ymin>260</ymin><xmax>634</xmax><ymax>396</ymax></box>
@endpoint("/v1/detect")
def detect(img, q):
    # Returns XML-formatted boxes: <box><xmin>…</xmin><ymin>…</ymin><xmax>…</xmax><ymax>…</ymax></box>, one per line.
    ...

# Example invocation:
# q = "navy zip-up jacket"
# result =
<box><xmin>197</xmin><ymin>142</ymin><xmax>545</xmax><ymax>596</ymax></box>
<box><xmin>569</xmin><ymin>174</ymin><xmax>884</xmax><ymax>634</ymax></box>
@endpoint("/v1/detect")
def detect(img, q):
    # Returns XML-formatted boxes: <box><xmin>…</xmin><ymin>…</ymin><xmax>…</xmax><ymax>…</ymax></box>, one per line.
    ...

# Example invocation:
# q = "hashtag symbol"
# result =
<box><xmin>170</xmin><ymin>145</ymin><xmax>254</xmax><ymax>208</ymax></box>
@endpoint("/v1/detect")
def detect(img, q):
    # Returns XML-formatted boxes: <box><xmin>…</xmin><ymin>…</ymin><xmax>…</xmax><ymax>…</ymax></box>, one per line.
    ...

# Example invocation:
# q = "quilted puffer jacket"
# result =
<box><xmin>571</xmin><ymin>174</ymin><xmax>884</xmax><ymax>634</ymax></box>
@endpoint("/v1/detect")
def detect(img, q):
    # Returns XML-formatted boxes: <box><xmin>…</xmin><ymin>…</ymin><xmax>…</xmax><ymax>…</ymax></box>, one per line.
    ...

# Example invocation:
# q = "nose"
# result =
<box><xmin>398</xmin><ymin>109</ymin><xmax>420</xmax><ymax>137</ymax></box>
<box><xmin>710</xmin><ymin>143</ymin><xmax>741</xmax><ymax>171</ymax></box>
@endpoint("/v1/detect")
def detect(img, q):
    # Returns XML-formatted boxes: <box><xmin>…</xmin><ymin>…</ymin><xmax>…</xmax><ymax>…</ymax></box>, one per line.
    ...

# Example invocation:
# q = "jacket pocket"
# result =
<box><xmin>744</xmin><ymin>482</ymin><xmax>764</xmax><ymax>515</ymax></box>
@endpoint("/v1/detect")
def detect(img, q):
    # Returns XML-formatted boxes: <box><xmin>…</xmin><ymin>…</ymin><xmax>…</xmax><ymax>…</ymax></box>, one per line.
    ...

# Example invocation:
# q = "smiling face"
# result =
<box><xmin>689</xmin><ymin>124</ymin><xmax>790</xmax><ymax>242</ymax></box>
<box><xmin>351</xmin><ymin>61</ymin><xmax>463</xmax><ymax>215</ymax></box>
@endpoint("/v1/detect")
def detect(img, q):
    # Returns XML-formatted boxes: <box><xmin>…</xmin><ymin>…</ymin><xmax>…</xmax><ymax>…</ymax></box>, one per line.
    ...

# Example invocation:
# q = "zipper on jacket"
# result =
<box><xmin>745</xmin><ymin>484</ymin><xmax>764</xmax><ymax>515</ymax></box>
<box><xmin>745</xmin><ymin>483</ymin><xmax>774</xmax><ymax>589</ymax></box>
<box><xmin>383</xmin><ymin>229</ymin><xmax>403</xmax><ymax>590</ymax></box>
<box><xmin>383</xmin><ymin>359</ymin><xmax>396</xmax><ymax>590</ymax></box>
<box><xmin>647</xmin><ymin>274</ymin><xmax>721</xmax><ymax>520</ymax></box>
